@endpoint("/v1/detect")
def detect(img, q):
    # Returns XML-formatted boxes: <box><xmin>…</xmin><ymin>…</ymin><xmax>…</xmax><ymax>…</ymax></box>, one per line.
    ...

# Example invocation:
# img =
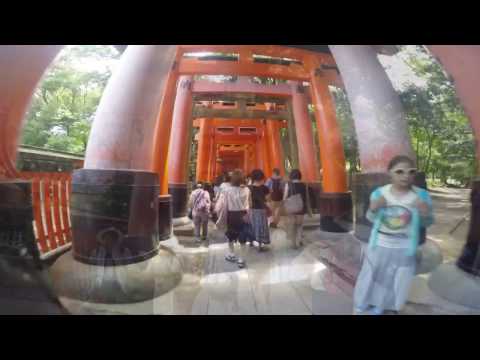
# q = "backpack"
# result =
<box><xmin>193</xmin><ymin>190</ymin><xmax>209</xmax><ymax>213</ymax></box>
<box><xmin>270</xmin><ymin>178</ymin><xmax>283</xmax><ymax>201</ymax></box>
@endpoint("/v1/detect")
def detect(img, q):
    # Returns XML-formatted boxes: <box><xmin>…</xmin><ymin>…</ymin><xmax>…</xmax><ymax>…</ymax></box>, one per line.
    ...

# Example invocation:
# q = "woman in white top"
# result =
<box><xmin>215</xmin><ymin>169</ymin><xmax>251</xmax><ymax>268</ymax></box>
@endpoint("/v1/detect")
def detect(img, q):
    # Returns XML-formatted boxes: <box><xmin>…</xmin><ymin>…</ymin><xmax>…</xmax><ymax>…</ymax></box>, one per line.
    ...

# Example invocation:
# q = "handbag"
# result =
<box><xmin>215</xmin><ymin>193</ymin><xmax>228</xmax><ymax>231</ymax></box>
<box><xmin>282</xmin><ymin>182</ymin><xmax>304</xmax><ymax>215</ymax></box>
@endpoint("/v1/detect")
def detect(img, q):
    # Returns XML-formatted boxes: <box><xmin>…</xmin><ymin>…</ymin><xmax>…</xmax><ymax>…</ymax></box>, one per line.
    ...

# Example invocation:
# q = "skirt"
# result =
<box><xmin>226</xmin><ymin>210</ymin><xmax>247</xmax><ymax>243</ymax></box>
<box><xmin>250</xmin><ymin>209</ymin><xmax>271</xmax><ymax>245</ymax></box>
<box><xmin>353</xmin><ymin>243</ymin><xmax>416</xmax><ymax>312</ymax></box>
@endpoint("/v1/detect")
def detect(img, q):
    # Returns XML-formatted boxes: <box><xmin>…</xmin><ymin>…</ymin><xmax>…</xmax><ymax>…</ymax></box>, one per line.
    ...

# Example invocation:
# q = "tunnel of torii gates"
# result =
<box><xmin>1</xmin><ymin>45</ymin><xmax>480</xmax><ymax>305</ymax></box>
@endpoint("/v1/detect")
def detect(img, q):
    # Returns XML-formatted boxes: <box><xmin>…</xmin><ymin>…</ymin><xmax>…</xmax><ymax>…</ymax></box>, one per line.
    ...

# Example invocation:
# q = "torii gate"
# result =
<box><xmin>1</xmin><ymin>45</ymin><xmax>479</xmax><ymax>308</ymax></box>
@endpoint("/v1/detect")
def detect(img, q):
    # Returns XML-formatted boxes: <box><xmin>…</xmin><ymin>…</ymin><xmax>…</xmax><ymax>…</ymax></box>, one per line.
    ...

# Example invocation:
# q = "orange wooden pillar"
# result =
<box><xmin>261</xmin><ymin>122</ymin><xmax>273</xmax><ymax>177</ymax></box>
<box><xmin>0</xmin><ymin>46</ymin><xmax>63</xmax><ymax>268</ymax></box>
<box><xmin>255</xmin><ymin>132</ymin><xmax>265</xmax><ymax>170</ymax></box>
<box><xmin>0</xmin><ymin>46</ymin><xmax>63</xmax><ymax>179</ymax></box>
<box><xmin>69</xmin><ymin>46</ymin><xmax>178</xmax><ymax>277</ymax></box>
<box><xmin>167</xmin><ymin>75</ymin><xmax>194</xmax><ymax>223</ymax></box>
<box><xmin>207</xmin><ymin>134</ymin><xmax>217</xmax><ymax>183</ymax></box>
<box><xmin>265</xmin><ymin>120</ymin><xmax>285</xmax><ymax>176</ymax></box>
<box><xmin>308</xmin><ymin>62</ymin><xmax>351</xmax><ymax>225</ymax></box>
<box><xmin>148</xmin><ymin>47</ymin><xmax>181</xmax><ymax>241</ymax></box>
<box><xmin>196</xmin><ymin>118</ymin><xmax>213</xmax><ymax>182</ymax></box>
<box><xmin>289</xmin><ymin>81</ymin><xmax>320</xmax><ymax>183</ymax></box>
<box><xmin>248</xmin><ymin>144</ymin><xmax>257</xmax><ymax>174</ymax></box>
<box><xmin>426</xmin><ymin>46</ymin><xmax>480</xmax><ymax>285</ymax></box>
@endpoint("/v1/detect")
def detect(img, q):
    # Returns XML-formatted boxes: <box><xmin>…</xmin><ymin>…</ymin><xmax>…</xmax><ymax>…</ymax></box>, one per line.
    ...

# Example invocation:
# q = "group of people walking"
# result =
<box><xmin>187</xmin><ymin>154</ymin><xmax>435</xmax><ymax>315</ymax></box>
<box><xmin>188</xmin><ymin>167</ymin><xmax>311</xmax><ymax>268</ymax></box>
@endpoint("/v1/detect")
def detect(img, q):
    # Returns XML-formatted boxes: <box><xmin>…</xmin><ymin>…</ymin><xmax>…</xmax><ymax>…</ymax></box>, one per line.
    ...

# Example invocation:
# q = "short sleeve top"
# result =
<box><xmin>249</xmin><ymin>185</ymin><xmax>270</xmax><ymax>209</ymax></box>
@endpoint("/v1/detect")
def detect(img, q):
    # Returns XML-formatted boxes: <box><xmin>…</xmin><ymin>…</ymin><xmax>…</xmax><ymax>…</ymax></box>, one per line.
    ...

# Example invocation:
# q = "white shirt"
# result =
<box><xmin>220</xmin><ymin>185</ymin><xmax>250</xmax><ymax>211</ymax></box>
<box><xmin>377</xmin><ymin>184</ymin><xmax>418</xmax><ymax>249</ymax></box>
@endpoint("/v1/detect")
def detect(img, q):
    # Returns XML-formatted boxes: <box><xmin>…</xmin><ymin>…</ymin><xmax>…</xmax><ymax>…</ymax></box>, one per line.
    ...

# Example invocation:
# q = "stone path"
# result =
<box><xmin>9</xmin><ymin>186</ymin><xmax>480</xmax><ymax>315</ymax></box>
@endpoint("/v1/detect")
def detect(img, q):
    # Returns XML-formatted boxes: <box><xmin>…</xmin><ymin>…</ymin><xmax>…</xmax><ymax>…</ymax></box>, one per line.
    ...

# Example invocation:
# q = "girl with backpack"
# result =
<box><xmin>188</xmin><ymin>183</ymin><xmax>211</xmax><ymax>243</ymax></box>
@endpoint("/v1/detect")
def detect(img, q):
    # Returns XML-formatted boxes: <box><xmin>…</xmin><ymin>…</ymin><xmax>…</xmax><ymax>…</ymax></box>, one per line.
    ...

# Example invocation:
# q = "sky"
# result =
<box><xmin>378</xmin><ymin>45</ymin><xmax>428</xmax><ymax>90</ymax></box>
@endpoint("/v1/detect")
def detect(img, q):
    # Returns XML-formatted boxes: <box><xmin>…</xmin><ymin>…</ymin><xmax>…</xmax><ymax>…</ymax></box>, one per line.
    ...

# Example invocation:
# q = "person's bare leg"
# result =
<box><xmin>237</xmin><ymin>243</ymin><xmax>247</xmax><ymax>268</ymax></box>
<box><xmin>226</xmin><ymin>240</ymin><xmax>237</xmax><ymax>262</ymax></box>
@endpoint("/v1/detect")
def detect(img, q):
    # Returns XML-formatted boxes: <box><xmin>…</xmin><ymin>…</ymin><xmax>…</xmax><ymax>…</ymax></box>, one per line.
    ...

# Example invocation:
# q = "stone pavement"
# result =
<box><xmin>55</xmin><ymin>215</ymin><xmax>480</xmax><ymax>315</ymax></box>
<box><xmin>5</xmin><ymin>187</ymin><xmax>478</xmax><ymax>315</ymax></box>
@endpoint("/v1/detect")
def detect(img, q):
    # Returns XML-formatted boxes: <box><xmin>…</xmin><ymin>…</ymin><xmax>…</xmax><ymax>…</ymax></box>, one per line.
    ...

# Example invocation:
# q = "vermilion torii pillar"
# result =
<box><xmin>167</xmin><ymin>75</ymin><xmax>194</xmax><ymax>227</ymax></box>
<box><xmin>426</xmin><ymin>45</ymin><xmax>480</xmax><ymax>309</ymax></box>
<box><xmin>289</xmin><ymin>81</ymin><xmax>320</xmax><ymax>183</ymax></box>
<box><xmin>261</xmin><ymin>121</ymin><xmax>273</xmax><ymax>177</ymax></box>
<box><xmin>329</xmin><ymin>45</ymin><xmax>417</xmax><ymax>240</ymax></box>
<box><xmin>265</xmin><ymin>119</ymin><xmax>285</xmax><ymax>176</ymax></box>
<box><xmin>0</xmin><ymin>46</ymin><xmax>64</xmax><ymax>180</ymax></box>
<box><xmin>51</xmin><ymin>45</ymin><xmax>182</xmax><ymax>304</ymax></box>
<box><xmin>0</xmin><ymin>46</ymin><xmax>63</xmax><ymax>272</ymax></box>
<box><xmin>308</xmin><ymin>62</ymin><xmax>351</xmax><ymax>231</ymax></box>
<box><xmin>289</xmin><ymin>81</ymin><xmax>322</xmax><ymax>213</ymax></box>
<box><xmin>196</xmin><ymin>118</ymin><xmax>213</xmax><ymax>182</ymax></box>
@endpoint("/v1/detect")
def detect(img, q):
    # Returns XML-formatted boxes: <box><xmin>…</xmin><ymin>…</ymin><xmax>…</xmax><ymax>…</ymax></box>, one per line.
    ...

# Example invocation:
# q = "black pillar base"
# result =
<box><xmin>70</xmin><ymin>169</ymin><xmax>160</xmax><ymax>266</ymax></box>
<box><xmin>457</xmin><ymin>179</ymin><xmax>480</xmax><ymax>276</ymax></box>
<box><xmin>158</xmin><ymin>195</ymin><xmax>173</xmax><ymax>241</ymax></box>
<box><xmin>0</xmin><ymin>180</ymin><xmax>40</xmax><ymax>261</ymax></box>
<box><xmin>352</xmin><ymin>172</ymin><xmax>428</xmax><ymax>244</ymax></box>
<box><xmin>318</xmin><ymin>192</ymin><xmax>352</xmax><ymax>233</ymax></box>
<box><xmin>307</xmin><ymin>182</ymin><xmax>322</xmax><ymax>214</ymax></box>
<box><xmin>168</xmin><ymin>183</ymin><xmax>188</xmax><ymax>219</ymax></box>
<box><xmin>320</xmin><ymin>216</ymin><xmax>349</xmax><ymax>233</ymax></box>
<box><xmin>0</xmin><ymin>180</ymin><xmax>66</xmax><ymax>314</ymax></box>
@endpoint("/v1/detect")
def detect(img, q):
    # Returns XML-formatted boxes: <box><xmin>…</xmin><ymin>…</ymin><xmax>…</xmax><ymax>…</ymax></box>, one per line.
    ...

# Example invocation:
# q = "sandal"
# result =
<box><xmin>225</xmin><ymin>254</ymin><xmax>237</xmax><ymax>263</ymax></box>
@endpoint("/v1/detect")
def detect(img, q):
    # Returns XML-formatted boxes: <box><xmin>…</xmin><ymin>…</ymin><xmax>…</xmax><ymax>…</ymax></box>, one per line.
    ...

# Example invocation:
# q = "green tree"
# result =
<box><xmin>22</xmin><ymin>45</ymin><xmax>119</xmax><ymax>154</ymax></box>
<box><xmin>399</xmin><ymin>46</ymin><xmax>476</xmax><ymax>186</ymax></box>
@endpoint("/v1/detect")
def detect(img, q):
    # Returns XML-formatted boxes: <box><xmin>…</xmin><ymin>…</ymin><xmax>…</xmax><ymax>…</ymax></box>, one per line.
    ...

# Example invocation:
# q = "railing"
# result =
<box><xmin>18</xmin><ymin>172</ymin><xmax>73</xmax><ymax>259</ymax></box>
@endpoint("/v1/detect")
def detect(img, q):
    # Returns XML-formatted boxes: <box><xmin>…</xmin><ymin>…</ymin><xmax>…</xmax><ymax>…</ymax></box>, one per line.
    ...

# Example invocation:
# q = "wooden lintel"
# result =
<box><xmin>192</xmin><ymin>108</ymin><xmax>288</xmax><ymax>120</ymax></box>
<box><xmin>193</xmin><ymin>93</ymin><xmax>289</xmax><ymax>104</ymax></box>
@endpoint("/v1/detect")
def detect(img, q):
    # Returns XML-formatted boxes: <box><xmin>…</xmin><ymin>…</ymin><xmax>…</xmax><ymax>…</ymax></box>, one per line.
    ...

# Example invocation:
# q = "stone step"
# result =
<box><xmin>173</xmin><ymin>224</ymin><xmax>195</xmax><ymax>237</ymax></box>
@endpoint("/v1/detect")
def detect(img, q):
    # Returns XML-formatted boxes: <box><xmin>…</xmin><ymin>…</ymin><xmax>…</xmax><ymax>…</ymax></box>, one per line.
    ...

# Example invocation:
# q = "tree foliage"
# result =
<box><xmin>399</xmin><ymin>46</ymin><xmax>476</xmax><ymax>186</ymax></box>
<box><xmin>22</xmin><ymin>45</ymin><xmax>119</xmax><ymax>154</ymax></box>
<box><xmin>330</xmin><ymin>45</ymin><xmax>476</xmax><ymax>187</ymax></box>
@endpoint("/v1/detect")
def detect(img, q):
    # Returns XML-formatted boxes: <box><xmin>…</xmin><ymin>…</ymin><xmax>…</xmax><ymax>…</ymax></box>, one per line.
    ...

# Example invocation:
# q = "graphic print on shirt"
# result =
<box><xmin>381</xmin><ymin>205</ymin><xmax>412</xmax><ymax>231</ymax></box>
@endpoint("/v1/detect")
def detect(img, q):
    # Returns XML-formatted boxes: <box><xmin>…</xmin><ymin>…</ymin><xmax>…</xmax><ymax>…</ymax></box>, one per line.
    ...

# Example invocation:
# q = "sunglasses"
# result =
<box><xmin>392</xmin><ymin>168</ymin><xmax>417</xmax><ymax>176</ymax></box>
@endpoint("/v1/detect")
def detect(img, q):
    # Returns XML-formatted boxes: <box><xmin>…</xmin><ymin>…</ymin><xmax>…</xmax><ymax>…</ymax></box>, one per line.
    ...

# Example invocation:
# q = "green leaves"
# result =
<box><xmin>398</xmin><ymin>46</ymin><xmax>476</xmax><ymax>186</ymax></box>
<box><xmin>22</xmin><ymin>45</ymin><xmax>118</xmax><ymax>154</ymax></box>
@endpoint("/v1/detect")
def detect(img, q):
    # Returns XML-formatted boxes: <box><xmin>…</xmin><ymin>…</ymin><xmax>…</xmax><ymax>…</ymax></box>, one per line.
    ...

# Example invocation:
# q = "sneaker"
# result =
<box><xmin>354</xmin><ymin>306</ymin><xmax>369</xmax><ymax>315</ymax></box>
<box><xmin>225</xmin><ymin>254</ymin><xmax>237</xmax><ymax>263</ymax></box>
<box><xmin>371</xmin><ymin>307</ymin><xmax>384</xmax><ymax>315</ymax></box>
<box><xmin>194</xmin><ymin>237</ymin><xmax>202</xmax><ymax>243</ymax></box>
<box><xmin>237</xmin><ymin>259</ymin><xmax>246</xmax><ymax>268</ymax></box>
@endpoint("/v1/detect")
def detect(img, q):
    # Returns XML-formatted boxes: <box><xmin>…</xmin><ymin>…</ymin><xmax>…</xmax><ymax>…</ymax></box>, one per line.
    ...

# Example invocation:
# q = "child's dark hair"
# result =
<box><xmin>250</xmin><ymin>169</ymin><xmax>265</xmax><ymax>181</ymax></box>
<box><xmin>203</xmin><ymin>183</ymin><xmax>213</xmax><ymax>193</ymax></box>
<box><xmin>387</xmin><ymin>155</ymin><xmax>415</xmax><ymax>171</ymax></box>
<box><xmin>289</xmin><ymin>169</ymin><xmax>302</xmax><ymax>181</ymax></box>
